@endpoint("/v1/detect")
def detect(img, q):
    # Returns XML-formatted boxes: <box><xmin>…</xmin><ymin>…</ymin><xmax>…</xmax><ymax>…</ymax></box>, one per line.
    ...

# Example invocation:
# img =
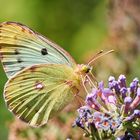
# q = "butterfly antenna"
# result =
<box><xmin>87</xmin><ymin>50</ymin><xmax>103</xmax><ymax>65</ymax></box>
<box><xmin>87</xmin><ymin>50</ymin><xmax>114</xmax><ymax>66</ymax></box>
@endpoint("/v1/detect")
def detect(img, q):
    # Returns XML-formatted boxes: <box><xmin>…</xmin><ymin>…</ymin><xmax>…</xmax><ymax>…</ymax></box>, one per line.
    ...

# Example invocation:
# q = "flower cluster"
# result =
<box><xmin>73</xmin><ymin>75</ymin><xmax>140</xmax><ymax>140</ymax></box>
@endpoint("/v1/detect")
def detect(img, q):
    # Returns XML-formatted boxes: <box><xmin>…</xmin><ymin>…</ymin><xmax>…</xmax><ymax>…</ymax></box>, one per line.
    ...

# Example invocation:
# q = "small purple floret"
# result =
<box><xmin>124</xmin><ymin>96</ymin><xmax>132</xmax><ymax>103</ymax></box>
<box><xmin>102</xmin><ymin>88</ymin><xmax>113</xmax><ymax>97</ymax></box>
<box><xmin>134</xmin><ymin>109</ymin><xmax>140</xmax><ymax>116</ymax></box>
<box><xmin>120</xmin><ymin>87</ymin><xmax>127</xmax><ymax>99</ymax></box>
<box><xmin>112</xmin><ymin>81</ymin><xmax>120</xmax><ymax>94</ymax></box>
<box><xmin>108</xmin><ymin>76</ymin><xmax>115</xmax><ymax>82</ymax></box>
<box><xmin>137</xmin><ymin>88</ymin><xmax>140</xmax><ymax>96</ymax></box>
<box><xmin>98</xmin><ymin>81</ymin><xmax>104</xmax><ymax>90</ymax></box>
<box><xmin>130</xmin><ymin>77</ymin><xmax>139</xmax><ymax>93</ymax></box>
<box><xmin>118</xmin><ymin>74</ymin><xmax>126</xmax><ymax>88</ymax></box>
<box><xmin>108</xmin><ymin>95</ymin><xmax>116</xmax><ymax>104</ymax></box>
<box><xmin>74</xmin><ymin>117</ymin><xmax>85</xmax><ymax>129</ymax></box>
<box><xmin>108</xmin><ymin>76</ymin><xmax>115</xmax><ymax>89</ymax></box>
<box><xmin>124</xmin><ymin>97</ymin><xmax>132</xmax><ymax>114</ymax></box>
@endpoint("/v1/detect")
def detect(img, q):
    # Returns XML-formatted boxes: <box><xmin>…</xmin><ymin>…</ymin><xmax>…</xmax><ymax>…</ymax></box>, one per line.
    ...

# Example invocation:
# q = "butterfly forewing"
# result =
<box><xmin>4</xmin><ymin>64</ymin><xmax>80</xmax><ymax>127</ymax></box>
<box><xmin>0</xmin><ymin>22</ymin><xmax>76</xmax><ymax>78</ymax></box>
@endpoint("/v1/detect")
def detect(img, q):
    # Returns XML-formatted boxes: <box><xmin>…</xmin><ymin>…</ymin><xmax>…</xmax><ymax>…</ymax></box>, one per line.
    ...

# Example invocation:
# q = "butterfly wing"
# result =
<box><xmin>0</xmin><ymin>22</ymin><xmax>76</xmax><ymax>78</ymax></box>
<box><xmin>4</xmin><ymin>64</ymin><xmax>80</xmax><ymax>127</ymax></box>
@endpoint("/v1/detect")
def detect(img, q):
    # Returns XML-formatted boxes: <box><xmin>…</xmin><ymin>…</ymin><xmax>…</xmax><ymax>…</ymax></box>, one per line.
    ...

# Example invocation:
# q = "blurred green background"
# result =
<box><xmin>0</xmin><ymin>0</ymin><xmax>140</xmax><ymax>139</ymax></box>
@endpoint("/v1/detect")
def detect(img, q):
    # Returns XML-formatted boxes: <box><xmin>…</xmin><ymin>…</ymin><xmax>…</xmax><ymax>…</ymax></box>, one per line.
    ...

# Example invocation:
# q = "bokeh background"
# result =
<box><xmin>0</xmin><ymin>0</ymin><xmax>140</xmax><ymax>139</ymax></box>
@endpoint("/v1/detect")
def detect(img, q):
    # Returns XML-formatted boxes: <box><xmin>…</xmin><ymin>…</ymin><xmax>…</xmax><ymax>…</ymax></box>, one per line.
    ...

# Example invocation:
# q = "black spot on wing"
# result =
<box><xmin>41</xmin><ymin>48</ymin><xmax>48</xmax><ymax>55</ymax></box>
<box><xmin>17</xmin><ymin>58</ymin><xmax>23</xmax><ymax>63</ymax></box>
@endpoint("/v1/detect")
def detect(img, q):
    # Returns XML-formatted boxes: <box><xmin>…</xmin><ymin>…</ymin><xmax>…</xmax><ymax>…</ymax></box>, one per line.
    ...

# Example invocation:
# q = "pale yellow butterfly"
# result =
<box><xmin>0</xmin><ymin>22</ymin><xmax>113</xmax><ymax>127</ymax></box>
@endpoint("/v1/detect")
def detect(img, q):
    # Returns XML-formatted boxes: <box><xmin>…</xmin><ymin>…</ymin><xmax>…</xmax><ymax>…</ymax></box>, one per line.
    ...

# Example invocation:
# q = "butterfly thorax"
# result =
<box><xmin>62</xmin><ymin>64</ymin><xmax>92</xmax><ymax>93</ymax></box>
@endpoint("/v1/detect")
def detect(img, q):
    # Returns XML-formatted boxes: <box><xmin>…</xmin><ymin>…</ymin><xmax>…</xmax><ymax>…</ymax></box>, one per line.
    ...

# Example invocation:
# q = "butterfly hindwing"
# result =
<box><xmin>0</xmin><ymin>22</ymin><xmax>76</xmax><ymax>78</ymax></box>
<box><xmin>4</xmin><ymin>64</ymin><xmax>80</xmax><ymax>127</ymax></box>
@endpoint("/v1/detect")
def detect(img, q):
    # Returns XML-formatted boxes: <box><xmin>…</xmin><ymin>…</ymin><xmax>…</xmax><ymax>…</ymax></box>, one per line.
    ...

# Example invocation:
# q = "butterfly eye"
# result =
<box><xmin>86</xmin><ymin>65</ymin><xmax>92</xmax><ymax>73</ymax></box>
<box><xmin>81</xmin><ymin>65</ymin><xmax>92</xmax><ymax>74</ymax></box>
<box><xmin>41</xmin><ymin>48</ymin><xmax>48</xmax><ymax>55</ymax></box>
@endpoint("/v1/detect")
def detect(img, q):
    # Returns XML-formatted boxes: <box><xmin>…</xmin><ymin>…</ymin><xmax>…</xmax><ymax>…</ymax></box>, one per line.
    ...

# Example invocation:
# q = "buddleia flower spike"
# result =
<box><xmin>73</xmin><ymin>75</ymin><xmax>140</xmax><ymax>140</ymax></box>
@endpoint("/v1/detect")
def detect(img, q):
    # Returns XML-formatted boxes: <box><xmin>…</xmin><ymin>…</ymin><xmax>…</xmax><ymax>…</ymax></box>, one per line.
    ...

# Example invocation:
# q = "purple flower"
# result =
<box><xmin>130</xmin><ymin>78</ymin><xmax>139</xmax><ymax>94</ymax></box>
<box><xmin>108</xmin><ymin>95</ymin><xmax>117</xmax><ymax>104</ymax></box>
<box><xmin>124</xmin><ymin>96</ymin><xmax>132</xmax><ymax>114</ymax></box>
<box><xmin>102</xmin><ymin>88</ymin><xmax>113</xmax><ymax>97</ymax></box>
<box><xmin>109</xmin><ymin>76</ymin><xmax>115</xmax><ymax>82</ymax></box>
<box><xmin>98</xmin><ymin>81</ymin><xmax>104</xmax><ymax>90</ymax></box>
<box><xmin>118</xmin><ymin>74</ymin><xmax>126</xmax><ymax>88</ymax></box>
<box><xmin>74</xmin><ymin>75</ymin><xmax>140</xmax><ymax>139</ymax></box>
<box><xmin>111</xmin><ymin>80</ymin><xmax>120</xmax><ymax>94</ymax></box>
<box><xmin>130</xmin><ymin>87</ymin><xmax>140</xmax><ymax>110</ymax></box>
<box><xmin>120</xmin><ymin>87</ymin><xmax>127</xmax><ymax>99</ymax></box>
<box><xmin>137</xmin><ymin>87</ymin><xmax>140</xmax><ymax>96</ymax></box>
<box><xmin>77</xmin><ymin>106</ymin><xmax>92</xmax><ymax>120</ymax></box>
<box><xmin>134</xmin><ymin>109</ymin><xmax>140</xmax><ymax>117</ymax></box>
<box><xmin>74</xmin><ymin>117</ymin><xmax>85</xmax><ymax>129</ymax></box>
<box><xmin>101</xmin><ymin>88</ymin><xmax>114</xmax><ymax>104</ymax></box>
<box><xmin>108</xmin><ymin>76</ymin><xmax>116</xmax><ymax>89</ymax></box>
<box><xmin>73</xmin><ymin>106</ymin><xmax>92</xmax><ymax>129</ymax></box>
<box><xmin>86</xmin><ymin>94</ymin><xmax>101</xmax><ymax>111</ymax></box>
<box><xmin>93</xmin><ymin>111</ymin><xmax>121</xmax><ymax>132</ymax></box>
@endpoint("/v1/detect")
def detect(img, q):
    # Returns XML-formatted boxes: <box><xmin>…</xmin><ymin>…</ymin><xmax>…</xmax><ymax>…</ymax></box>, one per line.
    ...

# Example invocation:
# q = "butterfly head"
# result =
<box><xmin>76</xmin><ymin>64</ymin><xmax>92</xmax><ymax>75</ymax></box>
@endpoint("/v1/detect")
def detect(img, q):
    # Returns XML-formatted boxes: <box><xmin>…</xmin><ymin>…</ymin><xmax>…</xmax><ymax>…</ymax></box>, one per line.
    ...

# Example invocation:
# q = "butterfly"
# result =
<box><xmin>0</xmin><ymin>21</ymin><xmax>113</xmax><ymax>127</ymax></box>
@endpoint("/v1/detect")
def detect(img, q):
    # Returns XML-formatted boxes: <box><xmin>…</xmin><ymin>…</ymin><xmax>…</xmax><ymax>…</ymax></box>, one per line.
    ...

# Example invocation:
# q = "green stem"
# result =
<box><xmin>90</xmin><ymin>125</ymin><xmax>101</xmax><ymax>140</ymax></box>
